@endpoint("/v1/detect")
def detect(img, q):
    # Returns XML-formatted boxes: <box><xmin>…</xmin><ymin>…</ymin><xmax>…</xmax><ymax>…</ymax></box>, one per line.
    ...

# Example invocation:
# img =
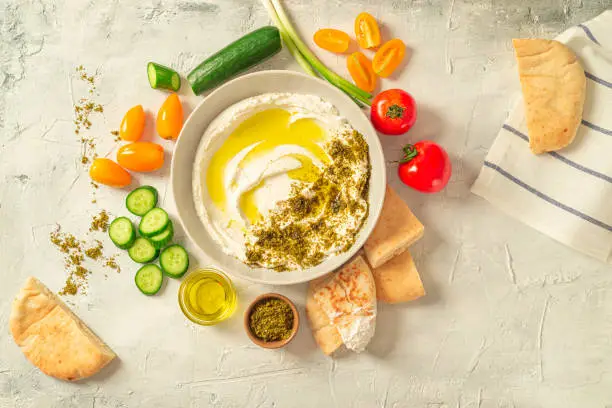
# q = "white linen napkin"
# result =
<box><xmin>471</xmin><ymin>10</ymin><xmax>612</xmax><ymax>263</ymax></box>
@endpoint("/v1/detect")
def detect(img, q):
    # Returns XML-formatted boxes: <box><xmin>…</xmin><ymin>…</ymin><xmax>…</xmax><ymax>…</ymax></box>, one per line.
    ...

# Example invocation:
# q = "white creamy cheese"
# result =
<box><xmin>192</xmin><ymin>93</ymin><xmax>369</xmax><ymax>270</ymax></box>
<box><xmin>338</xmin><ymin>311</ymin><xmax>377</xmax><ymax>353</ymax></box>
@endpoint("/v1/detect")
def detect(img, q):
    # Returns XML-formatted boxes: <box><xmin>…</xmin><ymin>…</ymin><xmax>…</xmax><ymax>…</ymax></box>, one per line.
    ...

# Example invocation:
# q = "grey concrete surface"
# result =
<box><xmin>1</xmin><ymin>1</ymin><xmax>611</xmax><ymax>407</ymax></box>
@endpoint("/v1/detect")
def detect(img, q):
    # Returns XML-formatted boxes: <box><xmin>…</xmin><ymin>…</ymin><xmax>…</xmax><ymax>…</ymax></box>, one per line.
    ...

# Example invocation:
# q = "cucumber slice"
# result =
<box><xmin>135</xmin><ymin>264</ymin><xmax>164</xmax><ymax>295</ymax></box>
<box><xmin>147</xmin><ymin>62</ymin><xmax>181</xmax><ymax>92</ymax></box>
<box><xmin>128</xmin><ymin>237</ymin><xmax>159</xmax><ymax>263</ymax></box>
<box><xmin>148</xmin><ymin>221</ymin><xmax>174</xmax><ymax>249</ymax></box>
<box><xmin>187</xmin><ymin>26</ymin><xmax>281</xmax><ymax>95</ymax></box>
<box><xmin>108</xmin><ymin>217</ymin><xmax>136</xmax><ymax>249</ymax></box>
<box><xmin>159</xmin><ymin>244</ymin><xmax>189</xmax><ymax>278</ymax></box>
<box><xmin>126</xmin><ymin>186</ymin><xmax>158</xmax><ymax>216</ymax></box>
<box><xmin>139</xmin><ymin>208</ymin><xmax>169</xmax><ymax>237</ymax></box>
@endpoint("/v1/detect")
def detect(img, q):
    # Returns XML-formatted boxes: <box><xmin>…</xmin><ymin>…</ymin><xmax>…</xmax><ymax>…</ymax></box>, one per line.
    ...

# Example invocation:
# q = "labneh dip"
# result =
<box><xmin>192</xmin><ymin>93</ymin><xmax>371</xmax><ymax>271</ymax></box>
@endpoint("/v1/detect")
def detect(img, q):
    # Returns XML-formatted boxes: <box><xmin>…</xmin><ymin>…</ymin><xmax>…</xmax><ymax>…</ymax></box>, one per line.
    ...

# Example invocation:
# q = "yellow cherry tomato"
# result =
<box><xmin>354</xmin><ymin>12</ymin><xmax>381</xmax><ymax>49</ymax></box>
<box><xmin>89</xmin><ymin>158</ymin><xmax>131</xmax><ymax>188</ymax></box>
<box><xmin>119</xmin><ymin>105</ymin><xmax>146</xmax><ymax>141</ymax></box>
<box><xmin>313</xmin><ymin>29</ymin><xmax>351</xmax><ymax>53</ymax></box>
<box><xmin>373</xmin><ymin>39</ymin><xmax>406</xmax><ymax>78</ymax></box>
<box><xmin>156</xmin><ymin>93</ymin><xmax>183</xmax><ymax>140</ymax></box>
<box><xmin>347</xmin><ymin>52</ymin><xmax>377</xmax><ymax>93</ymax></box>
<box><xmin>117</xmin><ymin>142</ymin><xmax>164</xmax><ymax>172</ymax></box>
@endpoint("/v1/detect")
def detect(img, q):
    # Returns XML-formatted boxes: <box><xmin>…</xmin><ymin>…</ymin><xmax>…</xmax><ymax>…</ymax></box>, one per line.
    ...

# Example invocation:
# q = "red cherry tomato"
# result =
<box><xmin>398</xmin><ymin>141</ymin><xmax>451</xmax><ymax>193</ymax></box>
<box><xmin>370</xmin><ymin>89</ymin><xmax>417</xmax><ymax>135</ymax></box>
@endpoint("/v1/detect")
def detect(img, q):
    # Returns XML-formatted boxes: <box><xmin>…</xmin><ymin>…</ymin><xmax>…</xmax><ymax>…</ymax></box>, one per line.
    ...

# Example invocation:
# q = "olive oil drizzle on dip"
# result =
<box><xmin>193</xmin><ymin>94</ymin><xmax>371</xmax><ymax>271</ymax></box>
<box><xmin>206</xmin><ymin>108</ymin><xmax>329</xmax><ymax>223</ymax></box>
<box><xmin>245</xmin><ymin>129</ymin><xmax>370</xmax><ymax>271</ymax></box>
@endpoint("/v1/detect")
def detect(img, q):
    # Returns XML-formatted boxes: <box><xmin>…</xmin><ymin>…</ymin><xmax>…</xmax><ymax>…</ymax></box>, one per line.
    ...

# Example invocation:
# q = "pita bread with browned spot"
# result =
<box><xmin>370</xmin><ymin>249</ymin><xmax>425</xmax><ymax>304</ymax></box>
<box><xmin>364</xmin><ymin>185</ymin><xmax>424</xmax><ymax>268</ymax></box>
<box><xmin>306</xmin><ymin>255</ymin><xmax>376</xmax><ymax>355</ymax></box>
<box><xmin>10</xmin><ymin>277</ymin><xmax>116</xmax><ymax>381</ymax></box>
<box><xmin>512</xmin><ymin>38</ymin><xmax>586</xmax><ymax>154</ymax></box>
<box><xmin>306</xmin><ymin>276</ymin><xmax>343</xmax><ymax>355</ymax></box>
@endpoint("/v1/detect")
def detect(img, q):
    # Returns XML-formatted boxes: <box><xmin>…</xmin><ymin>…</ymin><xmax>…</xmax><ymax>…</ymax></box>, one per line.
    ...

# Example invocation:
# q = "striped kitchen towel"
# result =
<box><xmin>471</xmin><ymin>10</ymin><xmax>612</xmax><ymax>263</ymax></box>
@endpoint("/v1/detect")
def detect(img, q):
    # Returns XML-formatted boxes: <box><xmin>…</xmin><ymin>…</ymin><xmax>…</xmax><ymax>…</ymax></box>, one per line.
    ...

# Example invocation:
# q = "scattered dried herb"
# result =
<box><xmin>50</xmin><ymin>230</ymin><xmax>82</xmax><ymax>254</ymax></box>
<box><xmin>59</xmin><ymin>278</ymin><xmax>78</xmax><ymax>296</ymax></box>
<box><xmin>79</xmin><ymin>136</ymin><xmax>98</xmax><ymax>166</ymax></box>
<box><xmin>90</xmin><ymin>181</ymin><xmax>99</xmax><ymax>203</ymax></box>
<box><xmin>249</xmin><ymin>298</ymin><xmax>294</xmax><ymax>342</ymax></box>
<box><xmin>73</xmin><ymin>66</ymin><xmax>103</xmax><ymax>166</ymax></box>
<box><xmin>110</xmin><ymin>130</ymin><xmax>121</xmax><ymax>142</ymax></box>
<box><xmin>90</xmin><ymin>210</ymin><xmax>109</xmax><ymax>232</ymax></box>
<box><xmin>67</xmin><ymin>253</ymin><xmax>84</xmax><ymax>267</ymax></box>
<box><xmin>50</xmin><ymin>221</ymin><xmax>121</xmax><ymax>296</ymax></box>
<box><xmin>51</xmin><ymin>226</ymin><xmax>90</xmax><ymax>295</ymax></box>
<box><xmin>104</xmin><ymin>255</ymin><xmax>121</xmax><ymax>273</ymax></box>
<box><xmin>85</xmin><ymin>240</ymin><xmax>103</xmax><ymax>260</ymax></box>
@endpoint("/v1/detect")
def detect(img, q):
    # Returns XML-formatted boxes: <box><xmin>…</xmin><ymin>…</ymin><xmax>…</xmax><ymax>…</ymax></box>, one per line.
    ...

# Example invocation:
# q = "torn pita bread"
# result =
<box><xmin>306</xmin><ymin>255</ymin><xmax>376</xmax><ymax>355</ymax></box>
<box><xmin>306</xmin><ymin>277</ymin><xmax>343</xmax><ymax>355</ymax></box>
<box><xmin>364</xmin><ymin>185</ymin><xmax>424</xmax><ymax>268</ymax></box>
<box><xmin>512</xmin><ymin>39</ymin><xmax>586</xmax><ymax>154</ymax></box>
<box><xmin>10</xmin><ymin>277</ymin><xmax>116</xmax><ymax>381</ymax></box>
<box><xmin>371</xmin><ymin>249</ymin><xmax>425</xmax><ymax>304</ymax></box>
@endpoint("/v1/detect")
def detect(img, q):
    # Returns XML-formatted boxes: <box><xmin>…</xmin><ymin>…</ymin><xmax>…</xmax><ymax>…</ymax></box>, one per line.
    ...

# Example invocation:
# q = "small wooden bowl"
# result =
<box><xmin>244</xmin><ymin>293</ymin><xmax>299</xmax><ymax>349</ymax></box>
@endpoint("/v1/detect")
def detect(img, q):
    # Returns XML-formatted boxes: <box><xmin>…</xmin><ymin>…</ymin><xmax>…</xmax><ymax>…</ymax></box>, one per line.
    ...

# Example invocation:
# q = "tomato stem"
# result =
<box><xmin>386</xmin><ymin>104</ymin><xmax>404</xmax><ymax>119</ymax></box>
<box><xmin>401</xmin><ymin>144</ymin><xmax>418</xmax><ymax>163</ymax></box>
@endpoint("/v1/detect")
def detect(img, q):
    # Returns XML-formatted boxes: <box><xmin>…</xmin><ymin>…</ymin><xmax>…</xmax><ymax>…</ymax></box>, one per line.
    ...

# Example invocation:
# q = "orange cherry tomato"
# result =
<box><xmin>119</xmin><ymin>105</ymin><xmax>146</xmax><ymax>141</ymax></box>
<box><xmin>116</xmin><ymin>142</ymin><xmax>164</xmax><ymax>172</ymax></box>
<box><xmin>89</xmin><ymin>158</ymin><xmax>131</xmax><ymax>188</ymax></box>
<box><xmin>347</xmin><ymin>52</ymin><xmax>377</xmax><ymax>93</ymax></box>
<box><xmin>313</xmin><ymin>29</ymin><xmax>351</xmax><ymax>53</ymax></box>
<box><xmin>373</xmin><ymin>39</ymin><xmax>406</xmax><ymax>78</ymax></box>
<box><xmin>156</xmin><ymin>93</ymin><xmax>183</xmax><ymax>140</ymax></box>
<box><xmin>354</xmin><ymin>12</ymin><xmax>381</xmax><ymax>49</ymax></box>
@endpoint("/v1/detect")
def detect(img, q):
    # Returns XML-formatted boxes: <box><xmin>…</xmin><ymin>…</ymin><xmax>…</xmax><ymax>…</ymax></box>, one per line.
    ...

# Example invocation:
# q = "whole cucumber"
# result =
<box><xmin>188</xmin><ymin>26</ymin><xmax>282</xmax><ymax>95</ymax></box>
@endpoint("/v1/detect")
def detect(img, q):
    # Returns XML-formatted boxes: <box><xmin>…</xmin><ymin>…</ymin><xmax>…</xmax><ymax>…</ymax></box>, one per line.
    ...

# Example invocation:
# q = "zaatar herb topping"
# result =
<box><xmin>245</xmin><ymin>129</ymin><xmax>370</xmax><ymax>271</ymax></box>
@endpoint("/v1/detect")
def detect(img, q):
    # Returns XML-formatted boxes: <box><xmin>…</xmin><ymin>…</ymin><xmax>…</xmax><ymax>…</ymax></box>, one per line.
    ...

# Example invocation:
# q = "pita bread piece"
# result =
<box><xmin>512</xmin><ymin>39</ymin><xmax>586</xmax><ymax>154</ymax></box>
<box><xmin>306</xmin><ymin>255</ymin><xmax>376</xmax><ymax>355</ymax></box>
<box><xmin>10</xmin><ymin>277</ymin><xmax>116</xmax><ymax>381</ymax></box>
<box><xmin>306</xmin><ymin>275</ymin><xmax>344</xmax><ymax>355</ymax></box>
<box><xmin>371</xmin><ymin>249</ymin><xmax>425</xmax><ymax>304</ymax></box>
<box><xmin>364</xmin><ymin>185</ymin><xmax>424</xmax><ymax>268</ymax></box>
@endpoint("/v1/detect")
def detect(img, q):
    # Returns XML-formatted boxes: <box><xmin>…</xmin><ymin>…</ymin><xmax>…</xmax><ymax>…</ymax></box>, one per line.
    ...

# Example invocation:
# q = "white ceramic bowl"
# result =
<box><xmin>171</xmin><ymin>70</ymin><xmax>386</xmax><ymax>285</ymax></box>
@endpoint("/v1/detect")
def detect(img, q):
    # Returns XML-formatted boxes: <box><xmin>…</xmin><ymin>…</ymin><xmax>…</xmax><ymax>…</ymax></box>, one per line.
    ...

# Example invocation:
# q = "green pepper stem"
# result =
<box><xmin>386</xmin><ymin>104</ymin><xmax>404</xmax><ymax>119</ymax></box>
<box><xmin>401</xmin><ymin>144</ymin><xmax>418</xmax><ymax>163</ymax></box>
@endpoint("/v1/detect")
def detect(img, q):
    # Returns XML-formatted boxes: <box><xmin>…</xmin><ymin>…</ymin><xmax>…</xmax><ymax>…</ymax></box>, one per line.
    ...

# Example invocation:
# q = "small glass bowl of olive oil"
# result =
<box><xmin>178</xmin><ymin>268</ymin><xmax>237</xmax><ymax>325</ymax></box>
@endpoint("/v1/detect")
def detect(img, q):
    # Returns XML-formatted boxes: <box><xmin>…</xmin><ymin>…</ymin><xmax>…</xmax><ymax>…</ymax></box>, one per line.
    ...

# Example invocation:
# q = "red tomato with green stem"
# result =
<box><xmin>370</xmin><ymin>89</ymin><xmax>417</xmax><ymax>135</ymax></box>
<box><xmin>398</xmin><ymin>141</ymin><xmax>451</xmax><ymax>193</ymax></box>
